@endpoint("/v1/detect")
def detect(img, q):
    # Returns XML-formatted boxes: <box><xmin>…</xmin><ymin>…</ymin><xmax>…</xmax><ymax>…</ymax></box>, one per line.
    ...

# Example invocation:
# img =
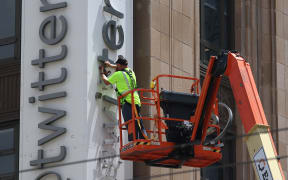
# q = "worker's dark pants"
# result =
<box><xmin>122</xmin><ymin>102</ymin><xmax>146</xmax><ymax>141</ymax></box>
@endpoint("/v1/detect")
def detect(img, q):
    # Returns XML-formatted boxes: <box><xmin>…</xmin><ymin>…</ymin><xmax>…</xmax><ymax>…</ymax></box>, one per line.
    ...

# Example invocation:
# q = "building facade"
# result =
<box><xmin>0</xmin><ymin>0</ymin><xmax>287</xmax><ymax>180</ymax></box>
<box><xmin>133</xmin><ymin>0</ymin><xmax>287</xmax><ymax>180</ymax></box>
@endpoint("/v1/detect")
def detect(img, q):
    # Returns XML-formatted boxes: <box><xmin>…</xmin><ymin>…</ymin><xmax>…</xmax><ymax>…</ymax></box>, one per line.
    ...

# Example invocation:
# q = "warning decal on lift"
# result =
<box><xmin>253</xmin><ymin>147</ymin><xmax>273</xmax><ymax>180</ymax></box>
<box><xmin>121</xmin><ymin>143</ymin><xmax>134</xmax><ymax>152</ymax></box>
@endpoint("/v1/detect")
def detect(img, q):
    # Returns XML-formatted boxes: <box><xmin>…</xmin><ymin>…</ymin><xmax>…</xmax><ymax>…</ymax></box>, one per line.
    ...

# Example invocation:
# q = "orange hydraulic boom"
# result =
<box><xmin>118</xmin><ymin>51</ymin><xmax>284</xmax><ymax>179</ymax></box>
<box><xmin>192</xmin><ymin>51</ymin><xmax>284</xmax><ymax>179</ymax></box>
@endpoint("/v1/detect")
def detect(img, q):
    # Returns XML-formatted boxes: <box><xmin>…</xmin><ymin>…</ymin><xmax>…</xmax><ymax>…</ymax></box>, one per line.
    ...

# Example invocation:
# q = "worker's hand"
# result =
<box><xmin>99</xmin><ymin>66</ymin><xmax>104</xmax><ymax>74</ymax></box>
<box><xmin>104</xmin><ymin>61</ymin><xmax>117</xmax><ymax>69</ymax></box>
<box><xmin>104</xmin><ymin>61</ymin><xmax>111</xmax><ymax>67</ymax></box>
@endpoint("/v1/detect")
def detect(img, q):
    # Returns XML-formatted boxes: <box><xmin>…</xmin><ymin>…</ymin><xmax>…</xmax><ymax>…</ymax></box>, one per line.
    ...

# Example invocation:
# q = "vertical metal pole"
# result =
<box><xmin>118</xmin><ymin>98</ymin><xmax>123</xmax><ymax>147</ymax></box>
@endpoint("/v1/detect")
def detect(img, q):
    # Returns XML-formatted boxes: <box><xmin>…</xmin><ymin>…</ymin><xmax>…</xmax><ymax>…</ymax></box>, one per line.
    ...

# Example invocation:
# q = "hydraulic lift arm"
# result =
<box><xmin>192</xmin><ymin>52</ymin><xmax>284</xmax><ymax>179</ymax></box>
<box><xmin>226</xmin><ymin>53</ymin><xmax>284</xmax><ymax>180</ymax></box>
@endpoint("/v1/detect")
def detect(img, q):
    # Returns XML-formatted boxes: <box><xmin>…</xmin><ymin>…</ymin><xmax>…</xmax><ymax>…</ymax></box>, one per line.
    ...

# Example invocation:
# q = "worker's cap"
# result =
<box><xmin>115</xmin><ymin>55</ymin><xmax>128</xmax><ymax>66</ymax></box>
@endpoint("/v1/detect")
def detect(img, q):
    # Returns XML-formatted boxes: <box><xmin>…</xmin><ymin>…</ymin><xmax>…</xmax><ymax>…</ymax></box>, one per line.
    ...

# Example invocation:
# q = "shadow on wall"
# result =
<box><xmin>87</xmin><ymin>1</ymin><xmax>104</xmax><ymax>151</ymax></box>
<box><xmin>86</xmin><ymin>1</ymin><xmax>121</xmax><ymax>179</ymax></box>
<box><xmin>86</xmin><ymin>2</ymin><xmax>107</xmax><ymax>180</ymax></box>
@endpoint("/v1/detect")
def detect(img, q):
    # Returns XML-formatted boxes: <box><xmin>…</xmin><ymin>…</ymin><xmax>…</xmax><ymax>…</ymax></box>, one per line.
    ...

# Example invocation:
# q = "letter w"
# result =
<box><xmin>38</xmin><ymin>107</ymin><xmax>67</xmax><ymax>145</ymax></box>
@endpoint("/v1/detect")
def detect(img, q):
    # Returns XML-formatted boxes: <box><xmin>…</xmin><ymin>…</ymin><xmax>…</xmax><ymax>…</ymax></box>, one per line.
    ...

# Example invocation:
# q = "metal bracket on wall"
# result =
<box><xmin>97</xmin><ymin>49</ymin><xmax>114</xmax><ymax>64</ymax></box>
<box><xmin>95</xmin><ymin>92</ymin><xmax>103</xmax><ymax>99</ymax></box>
<box><xmin>102</xmin><ymin>95</ymin><xmax>118</xmax><ymax>105</ymax></box>
<box><xmin>103</xmin><ymin>107</ymin><xmax>118</xmax><ymax>122</ymax></box>
<box><xmin>103</xmin><ymin>138</ymin><xmax>118</xmax><ymax>145</ymax></box>
<box><xmin>103</xmin><ymin>122</ymin><xmax>118</xmax><ymax>128</ymax></box>
<box><xmin>101</xmin><ymin>84</ymin><xmax>114</xmax><ymax>90</ymax></box>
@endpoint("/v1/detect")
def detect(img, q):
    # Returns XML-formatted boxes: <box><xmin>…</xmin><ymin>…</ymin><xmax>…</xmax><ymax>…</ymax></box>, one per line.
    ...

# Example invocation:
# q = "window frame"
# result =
<box><xmin>0</xmin><ymin>0</ymin><xmax>21</xmax><ymax>179</ymax></box>
<box><xmin>0</xmin><ymin>0</ymin><xmax>21</xmax><ymax>62</ymax></box>
<box><xmin>200</xmin><ymin>0</ymin><xmax>235</xmax><ymax>65</ymax></box>
<box><xmin>0</xmin><ymin>120</ymin><xmax>19</xmax><ymax>180</ymax></box>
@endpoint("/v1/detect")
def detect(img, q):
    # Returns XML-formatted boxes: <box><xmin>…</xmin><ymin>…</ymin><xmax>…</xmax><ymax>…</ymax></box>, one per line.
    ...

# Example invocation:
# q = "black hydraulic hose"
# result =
<box><xmin>205</xmin><ymin>102</ymin><xmax>233</xmax><ymax>145</ymax></box>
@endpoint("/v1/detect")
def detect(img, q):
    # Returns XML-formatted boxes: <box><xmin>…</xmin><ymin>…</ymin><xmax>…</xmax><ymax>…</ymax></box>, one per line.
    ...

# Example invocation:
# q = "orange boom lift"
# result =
<box><xmin>117</xmin><ymin>52</ymin><xmax>285</xmax><ymax>179</ymax></box>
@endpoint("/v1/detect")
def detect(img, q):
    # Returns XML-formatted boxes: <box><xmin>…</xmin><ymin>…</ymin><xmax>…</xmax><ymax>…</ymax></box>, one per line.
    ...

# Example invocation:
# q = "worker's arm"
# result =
<box><xmin>105</xmin><ymin>61</ymin><xmax>117</xmax><ymax>69</ymax></box>
<box><xmin>101</xmin><ymin>74</ymin><xmax>111</xmax><ymax>85</ymax></box>
<box><xmin>100</xmin><ymin>66</ymin><xmax>111</xmax><ymax>85</ymax></box>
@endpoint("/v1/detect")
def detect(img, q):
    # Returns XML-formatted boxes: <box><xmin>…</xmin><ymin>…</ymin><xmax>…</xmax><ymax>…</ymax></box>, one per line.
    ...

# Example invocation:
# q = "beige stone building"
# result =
<box><xmin>133</xmin><ymin>0</ymin><xmax>288</xmax><ymax>179</ymax></box>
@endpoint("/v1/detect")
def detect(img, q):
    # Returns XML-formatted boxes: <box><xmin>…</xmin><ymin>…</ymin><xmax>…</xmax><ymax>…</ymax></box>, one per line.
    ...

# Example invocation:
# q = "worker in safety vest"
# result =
<box><xmin>100</xmin><ymin>55</ymin><xmax>147</xmax><ymax>141</ymax></box>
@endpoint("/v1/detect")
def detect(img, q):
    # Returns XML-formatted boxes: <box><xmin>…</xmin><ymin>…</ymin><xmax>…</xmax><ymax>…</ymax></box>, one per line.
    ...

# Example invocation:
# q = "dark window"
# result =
<box><xmin>0</xmin><ymin>0</ymin><xmax>21</xmax><ymax>179</ymax></box>
<box><xmin>0</xmin><ymin>0</ymin><xmax>20</xmax><ymax>61</ymax></box>
<box><xmin>0</xmin><ymin>45</ymin><xmax>15</xmax><ymax>60</ymax></box>
<box><xmin>200</xmin><ymin>1</ymin><xmax>236</xmax><ymax>180</ymax></box>
<box><xmin>201</xmin><ymin>133</ymin><xmax>236</xmax><ymax>180</ymax></box>
<box><xmin>0</xmin><ymin>0</ymin><xmax>16</xmax><ymax>39</ymax></box>
<box><xmin>0</xmin><ymin>122</ymin><xmax>19</xmax><ymax>180</ymax></box>
<box><xmin>0</xmin><ymin>128</ymin><xmax>14</xmax><ymax>151</ymax></box>
<box><xmin>200</xmin><ymin>0</ymin><xmax>234</xmax><ymax>65</ymax></box>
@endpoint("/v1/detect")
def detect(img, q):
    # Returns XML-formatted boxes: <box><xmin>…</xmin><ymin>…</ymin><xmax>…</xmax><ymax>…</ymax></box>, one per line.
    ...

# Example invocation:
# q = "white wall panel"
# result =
<box><xmin>20</xmin><ymin>0</ymin><xmax>133</xmax><ymax>179</ymax></box>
